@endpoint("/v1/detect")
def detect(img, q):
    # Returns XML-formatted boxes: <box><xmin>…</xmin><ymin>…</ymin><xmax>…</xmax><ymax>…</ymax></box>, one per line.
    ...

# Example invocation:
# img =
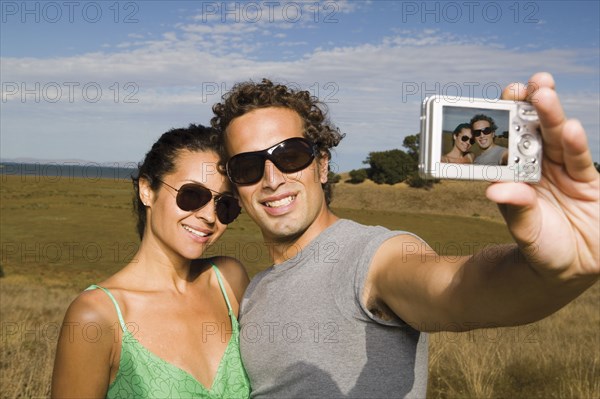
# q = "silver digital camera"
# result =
<box><xmin>419</xmin><ymin>95</ymin><xmax>542</xmax><ymax>182</ymax></box>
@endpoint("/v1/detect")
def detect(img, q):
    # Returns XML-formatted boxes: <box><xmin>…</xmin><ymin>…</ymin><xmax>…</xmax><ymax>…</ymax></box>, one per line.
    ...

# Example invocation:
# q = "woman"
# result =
<box><xmin>441</xmin><ymin>123</ymin><xmax>475</xmax><ymax>164</ymax></box>
<box><xmin>52</xmin><ymin>125</ymin><xmax>251</xmax><ymax>398</ymax></box>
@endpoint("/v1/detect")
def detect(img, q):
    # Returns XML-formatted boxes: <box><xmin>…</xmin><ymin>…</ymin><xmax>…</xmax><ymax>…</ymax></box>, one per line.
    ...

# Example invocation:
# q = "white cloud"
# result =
<box><xmin>1</xmin><ymin>26</ymin><xmax>598</xmax><ymax>169</ymax></box>
<box><xmin>278</xmin><ymin>41</ymin><xmax>308</xmax><ymax>47</ymax></box>
<box><xmin>163</xmin><ymin>32</ymin><xmax>177</xmax><ymax>41</ymax></box>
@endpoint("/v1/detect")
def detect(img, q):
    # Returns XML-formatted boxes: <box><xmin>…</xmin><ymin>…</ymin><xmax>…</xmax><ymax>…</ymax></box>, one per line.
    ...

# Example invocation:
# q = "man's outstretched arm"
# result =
<box><xmin>365</xmin><ymin>72</ymin><xmax>599</xmax><ymax>331</ymax></box>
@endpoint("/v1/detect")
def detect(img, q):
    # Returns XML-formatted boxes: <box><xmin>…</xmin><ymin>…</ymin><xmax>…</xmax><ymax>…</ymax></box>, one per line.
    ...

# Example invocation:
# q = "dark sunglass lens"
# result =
<box><xmin>460</xmin><ymin>136</ymin><xmax>475</xmax><ymax>144</ymax></box>
<box><xmin>272</xmin><ymin>140</ymin><xmax>314</xmax><ymax>172</ymax></box>
<box><xmin>483</xmin><ymin>128</ymin><xmax>493</xmax><ymax>135</ymax></box>
<box><xmin>176</xmin><ymin>185</ymin><xmax>212</xmax><ymax>211</ymax></box>
<box><xmin>216</xmin><ymin>196</ymin><xmax>241</xmax><ymax>224</ymax></box>
<box><xmin>228</xmin><ymin>154</ymin><xmax>265</xmax><ymax>184</ymax></box>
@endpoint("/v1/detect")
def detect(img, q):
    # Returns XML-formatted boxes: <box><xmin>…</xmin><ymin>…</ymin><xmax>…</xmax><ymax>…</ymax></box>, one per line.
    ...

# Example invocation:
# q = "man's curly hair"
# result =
<box><xmin>211</xmin><ymin>78</ymin><xmax>345</xmax><ymax>205</ymax></box>
<box><xmin>470</xmin><ymin>114</ymin><xmax>498</xmax><ymax>132</ymax></box>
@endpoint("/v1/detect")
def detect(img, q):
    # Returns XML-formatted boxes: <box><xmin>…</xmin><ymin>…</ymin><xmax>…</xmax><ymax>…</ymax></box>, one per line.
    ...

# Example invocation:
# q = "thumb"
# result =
<box><xmin>486</xmin><ymin>182</ymin><xmax>537</xmax><ymax>207</ymax></box>
<box><xmin>486</xmin><ymin>182</ymin><xmax>541</xmax><ymax>244</ymax></box>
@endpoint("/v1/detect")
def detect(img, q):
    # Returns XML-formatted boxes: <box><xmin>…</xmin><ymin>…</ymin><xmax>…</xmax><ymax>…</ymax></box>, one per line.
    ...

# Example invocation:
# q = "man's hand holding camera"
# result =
<box><xmin>387</xmin><ymin>72</ymin><xmax>598</xmax><ymax>331</ymax></box>
<box><xmin>490</xmin><ymin>72</ymin><xmax>599</xmax><ymax>293</ymax></box>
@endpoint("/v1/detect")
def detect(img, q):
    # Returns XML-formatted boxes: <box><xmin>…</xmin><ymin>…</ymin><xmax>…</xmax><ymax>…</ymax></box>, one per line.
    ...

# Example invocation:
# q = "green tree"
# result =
<box><xmin>364</xmin><ymin>149</ymin><xmax>414</xmax><ymax>184</ymax></box>
<box><xmin>402</xmin><ymin>134</ymin><xmax>419</xmax><ymax>162</ymax></box>
<box><xmin>349</xmin><ymin>168</ymin><xmax>368</xmax><ymax>184</ymax></box>
<box><xmin>403</xmin><ymin>133</ymin><xmax>438</xmax><ymax>189</ymax></box>
<box><xmin>360</xmin><ymin>134</ymin><xmax>438</xmax><ymax>188</ymax></box>
<box><xmin>405</xmin><ymin>171</ymin><xmax>436</xmax><ymax>189</ymax></box>
<box><xmin>328</xmin><ymin>171</ymin><xmax>341</xmax><ymax>184</ymax></box>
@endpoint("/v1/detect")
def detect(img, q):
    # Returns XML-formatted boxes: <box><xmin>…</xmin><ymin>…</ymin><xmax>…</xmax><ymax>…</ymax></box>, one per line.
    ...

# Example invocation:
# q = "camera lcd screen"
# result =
<box><xmin>441</xmin><ymin>106</ymin><xmax>510</xmax><ymax>166</ymax></box>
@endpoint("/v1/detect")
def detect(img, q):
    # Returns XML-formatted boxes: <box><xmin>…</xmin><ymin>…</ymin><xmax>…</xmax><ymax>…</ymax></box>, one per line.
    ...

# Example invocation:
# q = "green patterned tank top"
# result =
<box><xmin>86</xmin><ymin>265</ymin><xmax>251</xmax><ymax>399</ymax></box>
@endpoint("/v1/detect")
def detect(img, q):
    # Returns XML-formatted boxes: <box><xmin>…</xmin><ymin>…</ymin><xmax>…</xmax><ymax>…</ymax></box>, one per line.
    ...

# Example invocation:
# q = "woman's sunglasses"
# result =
<box><xmin>157</xmin><ymin>179</ymin><xmax>241</xmax><ymax>224</ymax></box>
<box><xmin>226</xmin><ymin>137</ymin><xmax>317</xmax><ymax>185</ymax></box>
<box><xmin>472</xmin><ymin>127</ymin><xmax>494</xmax><ymax>137</ymax></box>
<box><xmin>460</xmin><ymin>135</ymin><xmax>476</xmax><ymax>145</ymax></box>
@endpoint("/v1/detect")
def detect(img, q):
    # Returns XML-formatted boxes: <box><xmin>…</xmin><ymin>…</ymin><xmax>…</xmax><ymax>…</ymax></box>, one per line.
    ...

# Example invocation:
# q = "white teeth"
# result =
<box><xmin>265</xmin><ymin>196</ymin><xmax>295</xmax><ymax>208</ymax></box>
<box><xmin>182</xmin><ymin>225</ymin><xmax>208</xmax><ymax>237</ymax></box>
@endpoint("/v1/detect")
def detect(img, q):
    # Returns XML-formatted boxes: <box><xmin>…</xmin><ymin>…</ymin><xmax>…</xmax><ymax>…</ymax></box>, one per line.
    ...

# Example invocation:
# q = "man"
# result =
<box><xmin>211</xmin><ymin>72</ymin><xmax>599</xmax><ymax>398</ymax></box>
<box><xmin>471</xmin><ymin>114</ymin><xmax>509</xmax><ymax>165</ymax></box>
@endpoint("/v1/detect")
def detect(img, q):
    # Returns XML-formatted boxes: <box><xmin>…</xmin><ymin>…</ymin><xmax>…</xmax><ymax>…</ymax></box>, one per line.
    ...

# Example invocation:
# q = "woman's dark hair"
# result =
<box><xmin>132</xmin><ymin>124</ymin><xmax>221</xmax><ymax>239</ymax></box>
<box><xmin>453</xmin><ymin>123</ymin><xmax>472</xmax><ymax>135</ymax></box>
<box><xmin>210</xmin><ymin>78</ymin><xmax>345</xmax><ymax>205</ymax></box>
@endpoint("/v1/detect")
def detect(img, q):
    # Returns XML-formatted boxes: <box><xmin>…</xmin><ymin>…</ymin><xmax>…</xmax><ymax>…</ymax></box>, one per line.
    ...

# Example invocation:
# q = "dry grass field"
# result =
<box><xmin>1</xmin><ymin>173</ymin><xmax>598</xmax><ymax>398</ymax></box>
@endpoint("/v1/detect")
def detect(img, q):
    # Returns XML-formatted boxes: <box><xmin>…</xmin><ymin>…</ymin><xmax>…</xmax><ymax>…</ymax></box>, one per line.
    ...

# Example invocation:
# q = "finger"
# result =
<box><xmin>501</xmin><ymin>72</ymin><xmax>555</xmax><ymax>102</ymax></box>
<box><xmin>562</xmin><ymin>119</ymin><xmax>597</xmax><ymax>183</ymax></box>
<box><xmin>529</xmin><ymin>86</ymin><xmax>566</xmax><ymax>164</ymax></box>
<box><xmin>526</xmin><ymin>72</ymin><xmax>556</xmax><ymax>99</ymax></box>
<box><xmin>501</xmin><ymin>82</ymin><xmax>527</xmax><ymax>101</ymax></box>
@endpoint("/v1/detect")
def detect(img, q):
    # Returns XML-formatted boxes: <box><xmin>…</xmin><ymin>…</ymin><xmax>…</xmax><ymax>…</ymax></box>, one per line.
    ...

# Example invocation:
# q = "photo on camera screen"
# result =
<box><xmin>441</xmin><ymin>106</ymin><xmax>510</xmax><ymax>166</ymax></box>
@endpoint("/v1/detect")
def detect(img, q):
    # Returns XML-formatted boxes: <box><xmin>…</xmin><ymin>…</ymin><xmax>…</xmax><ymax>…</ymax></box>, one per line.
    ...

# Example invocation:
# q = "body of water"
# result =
<box><xmin>0</xmin><ymin>162</ymin><xmax>137</xmax><ymax>181</ymax></box>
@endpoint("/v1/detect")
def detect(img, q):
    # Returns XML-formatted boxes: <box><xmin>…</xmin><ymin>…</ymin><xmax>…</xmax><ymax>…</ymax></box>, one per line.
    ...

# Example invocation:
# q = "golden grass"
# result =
<box><xmin>0</xmin><ymin>280</ymin><xmax>73</xmax><ymax>399</ymax></box>
<box><xmin>332</xmin><ymin>176</ymin><xmax>502</xmax><ymax>221</ymax></box>
<box><xmin>1</xmin><ymin>174</ymin><xmax>598</xmax><ymax>398</ymax></box>
<box><xmin>427</xmin><ymin>283</ymin><xmax>600</xmax><ymax>398</ymax></box>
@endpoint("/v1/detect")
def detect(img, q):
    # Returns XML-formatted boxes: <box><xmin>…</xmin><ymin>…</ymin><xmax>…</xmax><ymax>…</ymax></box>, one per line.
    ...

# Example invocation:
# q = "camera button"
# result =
<box><xmin>523</xmin><ymin>163</ymin><xmax>537</xmax><ymax>175</ymax></box>
<box><xmin>518</xmin><ymin>134</ymin><xmax>540</xmax><ymax>156</ymax></box>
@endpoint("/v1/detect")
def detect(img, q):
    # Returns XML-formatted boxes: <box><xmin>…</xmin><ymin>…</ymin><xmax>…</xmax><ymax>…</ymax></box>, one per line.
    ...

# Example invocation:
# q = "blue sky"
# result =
<box><xmin>1</xmin><ymin>0</ymin><xmax>599</xmax><ymax>172</ymax></box>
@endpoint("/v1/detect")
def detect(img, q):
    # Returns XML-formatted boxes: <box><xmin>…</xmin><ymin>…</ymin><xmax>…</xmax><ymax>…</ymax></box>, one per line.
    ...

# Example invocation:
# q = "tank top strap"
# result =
<box><xmin>211</xmin><ymin>264</ymin><xmax>234</xmax><ymax>316</ymax></box>
<box><xmin>85</xmin><ymin>284</ymin><xmax>127</xmax><ymax>332</ymax></box>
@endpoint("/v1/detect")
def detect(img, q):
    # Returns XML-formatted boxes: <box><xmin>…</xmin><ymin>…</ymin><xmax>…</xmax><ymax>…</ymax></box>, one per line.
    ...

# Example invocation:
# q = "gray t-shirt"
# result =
<box><xmin>474</xmin><ymin>144</ymin><xmax>507</xmax><ymax>165</ymax></box>
<box><xmin>239</xmin><ymin>219</ymin><xmax>429</xmax><ymax>398</ymax></box>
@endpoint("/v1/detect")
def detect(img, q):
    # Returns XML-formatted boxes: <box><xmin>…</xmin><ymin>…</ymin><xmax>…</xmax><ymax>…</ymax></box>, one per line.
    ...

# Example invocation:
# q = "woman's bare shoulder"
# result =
<box><xmin>63</xmin><ymin>287</ymin><xmax>119</xmax><ymax>329</ymax></box>
<box><xmin>204</xmin><ymin>256</ymin><xmax>250</xmax><ymax>303</ymax></box>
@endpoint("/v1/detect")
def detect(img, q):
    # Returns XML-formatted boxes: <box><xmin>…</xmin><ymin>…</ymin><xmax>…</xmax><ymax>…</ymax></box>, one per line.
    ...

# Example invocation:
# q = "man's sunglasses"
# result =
<box><xmin>157</xmin><ymin>179</ymin><xmax>241</xmax><ymax>224</ymax></box>
<box><xmin>226</xmin><ymin>137</ymin><xmax>317</xmax><ymax>185</ymax></box>
<box><xmin>460</xmin><ymin>135</ymin><xmax>476</xmax><ymax>145</ymax></box>
<box><xmin>472</xmin><ymin>127</ymin><xmax>494</xmax><ymax>137</ymax></box>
